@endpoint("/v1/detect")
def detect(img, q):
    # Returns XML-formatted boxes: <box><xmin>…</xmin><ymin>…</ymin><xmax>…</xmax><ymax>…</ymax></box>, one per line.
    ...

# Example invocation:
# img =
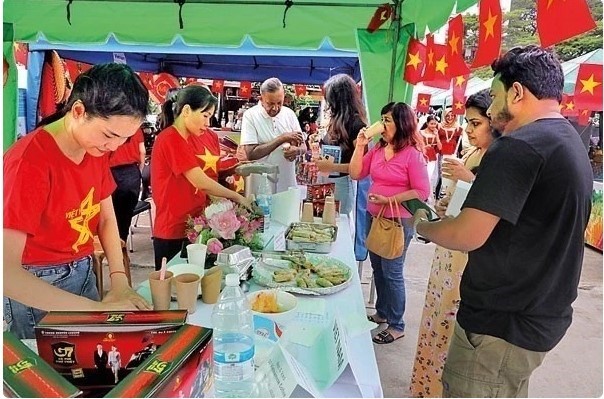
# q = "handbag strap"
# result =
<box><xmin>377</xmin><ymin>204</ymin><xmax>387</xmax><ymax>218</ymax></box>
<box><xmin>387</xmin><ymin>197</ymin><xmax>402</xmax><ymax>219</ymax></box>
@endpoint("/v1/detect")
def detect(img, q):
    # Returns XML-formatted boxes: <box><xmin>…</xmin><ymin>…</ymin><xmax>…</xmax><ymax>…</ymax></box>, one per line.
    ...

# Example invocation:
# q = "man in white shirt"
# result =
<box><xmin>240</xmin><ymin>78</ymin><xmax>305</xmax><ymax>192</ymax></box>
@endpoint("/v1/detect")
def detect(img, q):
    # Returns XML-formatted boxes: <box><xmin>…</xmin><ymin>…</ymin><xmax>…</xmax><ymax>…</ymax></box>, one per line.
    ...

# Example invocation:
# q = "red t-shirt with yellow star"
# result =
<box><xmin>4</xmin><ymin>128</ymin><xmax>116</xmax><ymax>265</ymax></box>
<box><xmin>191</xmin><ymin>129</ymin><xmax>221</xmax><ymax>181</ymax></box>
<box><xmin>151</xmin><ymin>126</ymin><xmax>221</xmax><ymax>239</ymax></box>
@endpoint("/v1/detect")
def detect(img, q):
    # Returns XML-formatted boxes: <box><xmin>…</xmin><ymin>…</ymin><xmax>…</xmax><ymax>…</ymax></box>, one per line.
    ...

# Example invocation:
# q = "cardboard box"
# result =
<box><xmin>105</xmin><ymin>324</ymin><xmax>213</xmax><ymax>398</ymax></box>
<box><xmin>3</xmin><ymin>331</ymin><xmax>82</xmax><ymax>398</ymax></box>
<box><xmin>34</xmin><ymin>310</ymin><xmax>187</xmax><ymax>396</ymax></box>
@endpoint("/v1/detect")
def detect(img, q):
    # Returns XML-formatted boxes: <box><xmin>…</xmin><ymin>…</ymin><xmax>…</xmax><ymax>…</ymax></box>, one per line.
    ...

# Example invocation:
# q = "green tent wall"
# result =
<box><xmin>3</xmin><ymin>0</ymin><xmax>477</xmax><ymax>150</ymax></box>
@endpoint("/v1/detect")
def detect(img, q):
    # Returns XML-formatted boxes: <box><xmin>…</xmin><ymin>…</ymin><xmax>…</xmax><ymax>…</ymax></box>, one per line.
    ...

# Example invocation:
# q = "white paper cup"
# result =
<box><xmin>364</xmin><ymin>121</ymin><xmax>385</xmax><ymax>139</ymax></box>
<box><xmin>187</xmin><ymin>243</ymin><xmax>207</xmax><ymax>273</ymax></box>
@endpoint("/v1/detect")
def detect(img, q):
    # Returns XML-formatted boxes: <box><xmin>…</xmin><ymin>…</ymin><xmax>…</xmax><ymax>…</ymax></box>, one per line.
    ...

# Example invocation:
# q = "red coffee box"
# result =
<box><xmin>34</xmin><ymin>310</ymin><xmax>187</xmax><ymax>394</ymax></box>
<box><xmin>105</xmin><ymin>324</ymin><xmax>213</xmax><ymax>398</ymax></box>
<box><xmin>3</xmin><ymin>331</ymin><xmax>82</xmax><ymax>398</ymax></box>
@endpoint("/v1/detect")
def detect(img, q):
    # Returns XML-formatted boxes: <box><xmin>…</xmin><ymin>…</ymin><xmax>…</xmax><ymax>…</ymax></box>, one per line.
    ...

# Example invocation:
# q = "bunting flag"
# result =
<box><xmin>537</xmin><ymin>0</ymin><xmax>596</xmax><ymax>48</ymax></box>
<box><xmin>212</xmin><ymin>79</ymin><xmax>224</xmax><ymax>94</ymax></box>
<box><xmin>239</xmin><ymin>81</ymin><xmax>252</xmax><ymax>98</ymax></box>
<box><xmin>574</xmin><ymin>63</ymin><xmax>603</xmax><ymax>111</ymax></box>
<box><xmin>452</xmin><ymin>94</ymin><xmax>466</xmax><ymax>115</ymax></box>
<box><xmin>422</xmin><ymin>35</ymin><xmax>451</xmax><ymax>90</ymax></box>
<box><xmin>416</xmin><ymin>93</ymin><xmax>432</xmax><ymax>113</ymax></box>
<box><xmin>452</xmin><ymin>74</ymin><xmax>469</xmax><ymax>98</ymax></box>
<box><xmin>578</xmin><ymin>109</ymin><xmax>592</xmax><ymax>126</ymax></box>
<box><xmin>294</xmin><ymin>84</ymin><xmax>307</xmax><ymax>96</ymax></box>
<box><xmin>366</xmin><ymin>4</ymin><xmax>393</xmax><ymax>33</ymax></box>
<box><xmin>403</xmin><ymin>38</ymin><xmax>426</xmax><ymax>85</ymax></box>
<box><xmin>560</xmin><ymin>94</ymin><xmax>579</xmax><ymax>116</ymax></box>
<box><xmin>446</xmin><ymin>15</ymin><xmax>470</xmax><ymax>77</ymax></box>
<box><xmin>471</xmin><ymin>0</ymin><xmax>502</xmax><ymax>69</ymax></box>
<box><xmin>153</xmin><ymin>73</ymin><xmax>179</xmax><ymax>104</ymax></box>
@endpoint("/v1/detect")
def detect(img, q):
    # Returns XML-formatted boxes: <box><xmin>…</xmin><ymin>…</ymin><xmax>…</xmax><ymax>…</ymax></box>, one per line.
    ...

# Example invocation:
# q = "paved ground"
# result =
<box><xmin>113</xmin><ymin>212</ymin><xmax>603</xmax><ymax>398</ymax></box>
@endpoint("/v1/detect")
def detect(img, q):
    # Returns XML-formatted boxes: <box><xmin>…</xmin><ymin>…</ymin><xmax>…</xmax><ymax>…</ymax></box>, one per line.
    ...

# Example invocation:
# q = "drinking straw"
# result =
<box><xmin>159</xmin><ymin>257</ymin><xmax>167</xmax><ymax>280</ymax></box>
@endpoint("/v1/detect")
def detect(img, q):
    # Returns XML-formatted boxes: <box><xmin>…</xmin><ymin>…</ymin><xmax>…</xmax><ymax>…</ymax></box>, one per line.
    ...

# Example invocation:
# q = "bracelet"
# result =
<box><xmin>109</xmin><ymin>270</ymin><xmax>127</xmax><ymax>278</ymax></box>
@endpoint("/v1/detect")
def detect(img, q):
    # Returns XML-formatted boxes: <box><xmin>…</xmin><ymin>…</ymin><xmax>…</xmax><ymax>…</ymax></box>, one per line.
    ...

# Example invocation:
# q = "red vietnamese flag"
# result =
<box><xmin>573</xmin><ymin>63</ymin><xmax>603</xmax><ymax>111</ymax></box>
<box><xmin>537</xmin><ymin>0</ymin><xmax>596</xmax><ymax>48</ymax></box>
<box><xmin>560</xmin><ymin>94</ymin><xmax>579</xmax><ymax>116</ymax></box>
<box><xmin>367</xmin><ymin>4</ymin><xmax>393</xmax><ymax>33</ymax></box>
<box><xmin>447</xmin><ymin>15</ymin><xmax>470</xmax><ymax>77</ymax></box>
<box><xmin>403</xmin><ymin>38</ymin><xmax>426</xmax><ymax>85</ymax></box>
<box><xmin>416</xmin><ymin>93</ymin><xmax>432</xmax><ymax>113</ymax></box>
<box><xmin>294</xmin><ymin>84</ymin><xmax>307</xmax><ymax>96</ymax></box>
<box><xmin>239</xmin><ymin>81</ymin><xmax>252</xmax><ymax>98</ymax></box>
<box><xmin>422</xmin><ymin>35</ymin><xmax>451</xmax><ymax>90</ymax></box>
<box><xmin>452</xmin><ymin>94</ymin><xmax>466</xmax><ymax>115</ymax></box>
<box><xmin>578</xmin><ymin>109</ymin><xmax>592</xmax><ymax>126</ymax></box>
<box><xmin>212</xmin><ymin>79</ymin><xmax>224</xmax><ymax>94</ymax></box>
<box><xmin>452</xmin><ymin>74</ymin><xmax>469</xmax><ymax>98</ymax></box>
<box><xmin>471</xmin><ymin>0</ymin><xmax>502</xmax><ymax>68</ymax></box>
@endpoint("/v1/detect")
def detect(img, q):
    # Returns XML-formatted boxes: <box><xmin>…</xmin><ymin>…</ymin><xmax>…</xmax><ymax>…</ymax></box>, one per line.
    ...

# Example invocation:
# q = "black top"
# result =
<box><xmin>458</xmin><ymin>118</ymin><xmax>593</xmax><ymax>352</ymax></box>
<box><xmin>321</xmin><ymin>115</ymin><xmax>366</xmax><ymax>177</ymax></box>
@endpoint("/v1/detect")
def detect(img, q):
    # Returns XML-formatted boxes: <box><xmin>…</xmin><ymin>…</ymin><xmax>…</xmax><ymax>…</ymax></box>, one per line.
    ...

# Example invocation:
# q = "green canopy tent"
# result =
<box><xmin>3</xmin><ymin>0</ymin><xmax>478</xmax><ymax>150</ymax></box>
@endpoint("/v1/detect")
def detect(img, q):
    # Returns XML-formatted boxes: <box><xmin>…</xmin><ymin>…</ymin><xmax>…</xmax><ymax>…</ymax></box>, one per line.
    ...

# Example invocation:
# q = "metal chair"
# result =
<box><xmin>127</xmin><ymin>162</ymin><xmax>153</xmax><ymax>252</ymax></box>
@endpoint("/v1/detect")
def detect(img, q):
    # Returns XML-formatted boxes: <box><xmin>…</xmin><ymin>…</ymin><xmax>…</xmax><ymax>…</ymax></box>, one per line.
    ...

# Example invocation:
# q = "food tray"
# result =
<box><xmin>252</xmin><ymin>253</ymin><xmax>352</xmax><ymax>295</ymax></box>
<box><xmin>216</xmin><ymin>245</ymin><xmax>255</xmax><ymax>280</ymax></box>
<box><xmin>285</xmin><ymin>223</ymin><xmax>338</xmax><ymax>253</ymax></box>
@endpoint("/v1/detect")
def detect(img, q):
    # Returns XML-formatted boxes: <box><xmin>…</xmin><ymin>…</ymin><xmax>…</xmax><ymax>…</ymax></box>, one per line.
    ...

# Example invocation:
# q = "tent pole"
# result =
<box><xmin>387</xmin><ymin>0</ymin><xmax>402</xmax><ymax>102</ymax></box>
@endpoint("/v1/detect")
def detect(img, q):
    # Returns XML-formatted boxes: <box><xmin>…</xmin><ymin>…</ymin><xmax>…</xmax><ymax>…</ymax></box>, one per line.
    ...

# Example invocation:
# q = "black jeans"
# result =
<box><xmin>153</xmin><ymin>237</ymin><xmax>188</xmax><ymax>271</ymax></box>
<box><xmin>111</xmin><ymin>164</ymin><xmax>142</xmax><ymax>241</ymax></box>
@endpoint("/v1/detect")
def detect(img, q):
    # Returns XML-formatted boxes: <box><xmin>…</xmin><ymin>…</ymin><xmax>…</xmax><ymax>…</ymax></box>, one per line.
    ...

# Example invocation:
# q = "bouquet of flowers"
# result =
<box><xmin>185</xmin><ymin>199</ymin><xmax>264</xmax><ymax>255</ymax></box>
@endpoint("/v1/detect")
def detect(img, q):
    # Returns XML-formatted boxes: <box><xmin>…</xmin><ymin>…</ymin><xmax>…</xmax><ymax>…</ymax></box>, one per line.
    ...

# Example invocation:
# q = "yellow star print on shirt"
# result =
<box><xmin>68</xmin><ymin>187</ymin><xmax>101</xmax><ymax>253</ymax></box>
<box><xmin>197</xmin><ymin>148</ymin><xmax>220</xmax><ymax>174</ymax></box>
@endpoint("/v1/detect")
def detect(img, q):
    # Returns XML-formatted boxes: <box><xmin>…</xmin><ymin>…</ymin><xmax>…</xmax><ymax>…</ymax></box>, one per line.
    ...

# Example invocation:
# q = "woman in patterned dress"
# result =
<box><xmin>410</xmin><ymin>90</ymin><xmax>501</xmax><ymax>397</ymax></box>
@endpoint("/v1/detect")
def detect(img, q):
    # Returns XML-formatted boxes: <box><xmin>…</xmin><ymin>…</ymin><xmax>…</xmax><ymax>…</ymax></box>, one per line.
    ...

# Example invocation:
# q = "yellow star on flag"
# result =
<box><xmin>435</xmin><ymin>55</ymin><xmax>449</xmax><ymax>75</ymax></box>
<box><xmin>240</xmin><ymin>86</ymin><xmax>249</xmax><ymax>94</ymax></box>
<box><xmin>448</xmin><ymin>32</ymin><xmax>460</xmax><ymax>55</ymax></box>
<box><xmin>566</xmin><ymin>101</ymin><xmax>575</xmax><ymax>110</ymax></box>
<box><xmin>483</xmin><ymin>8</ymin><xmax>498</xmax><ymax>40</ymax></box>
<box><xmin>419</xmin><ymin>97</ymin><xmax>428</xmax><ymax>106</ymax></box>
<box><xmin>454</xmin><ymin>75</ymin><xmax>466</xmax><ymax>88</ymax></box>
<box><xmin>427</xmin><ymin>49</ymin><xmax>435</xmax><ymax>66</ymax></box>
<box><xmin>581</xmin><ymin>109</ymin><xmax>589</xmax><ymax>116</ymax></box>
<box><xmin>547</xmin><ymin>0</ymin><xmax>555</xmax><ymax>9</ymax></box>
<box><xmin>455</xmin><ymin>101</ymin><xmax>464</xmax><ymax>109</ymax></box>
<box><xmin>579</xmin><ymin>74</ymin><xmax>602</xmax><ymax>95</ymax></box>
<box><xmin>406</xmin><ymin>51</ymin><xmax>422</xmax><ymax>70</ymax></box>
<box><xmin>197</xmin><ymin>148</ymin><xmax>220</xmax><ymax>174</ymax></box>
<box><xmin>68</xmin><ymin>188</ymin><xmax>101</xmax><ymax>253</ymax></box>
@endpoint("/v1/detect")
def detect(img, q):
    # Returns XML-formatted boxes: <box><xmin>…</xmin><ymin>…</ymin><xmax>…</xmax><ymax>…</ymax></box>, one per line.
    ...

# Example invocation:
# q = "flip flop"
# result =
<box><xmin>367</xmin><ymin>314</ymin><xmax>387</xmax><ymax>324</ymax></box>
<box><xmin>372</xmin><ymin>329</ymin><xmax>405</xmax><ymax>344</ymax></box>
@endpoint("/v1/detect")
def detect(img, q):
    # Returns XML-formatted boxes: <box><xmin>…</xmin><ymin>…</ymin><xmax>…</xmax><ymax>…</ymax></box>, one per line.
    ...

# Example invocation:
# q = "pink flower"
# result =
<box><xmin>186</xmin><ymin>231</ymin><xmax>199</xmax><ymax>244</ymax></box>
<box><xmin>207</xmin><ymin>238</ymin><xmax>224</xmax><ymax>254</ymax></box>
<box><xmin>208</xmin><ymin>209</ymin><xmax>241</xmax><ymax>240</ymax></box>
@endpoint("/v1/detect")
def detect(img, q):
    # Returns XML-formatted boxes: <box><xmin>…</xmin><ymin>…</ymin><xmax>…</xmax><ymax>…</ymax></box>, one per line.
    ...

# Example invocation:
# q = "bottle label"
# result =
<box><xmin>213</xmin><ymin>358</ymin><xmax>255</xmax><ymax>382</ymax></box>
<box><xmin>214</xmin><ymin>345</ymin><xmax>254</xmax><ymax>363</ymax></box>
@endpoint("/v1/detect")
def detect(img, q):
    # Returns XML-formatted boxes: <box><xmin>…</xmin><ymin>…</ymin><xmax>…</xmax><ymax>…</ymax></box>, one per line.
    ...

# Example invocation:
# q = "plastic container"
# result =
<box><xmin>256</xmin><ymin>173</ymin><xmax>273</xmax><ymax>232</ymax></box>
<box><xmin>212</xmin><ymin>274</ymin><xmax>255</xmax><ymax>397</ymax></box>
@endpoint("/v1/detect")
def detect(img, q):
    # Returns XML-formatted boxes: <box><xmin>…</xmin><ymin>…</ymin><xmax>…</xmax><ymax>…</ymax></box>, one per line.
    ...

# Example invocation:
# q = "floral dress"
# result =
<box><xmin>409</xmin><ymin>147</ymin><xmax>483</xmax><ymax>398</ymax></box>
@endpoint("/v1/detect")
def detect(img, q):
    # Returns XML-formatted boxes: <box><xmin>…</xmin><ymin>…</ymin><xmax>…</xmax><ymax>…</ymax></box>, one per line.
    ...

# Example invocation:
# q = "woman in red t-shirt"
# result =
<box><xmin>151</xmin><ymin>86</ymin><xmax>249</xmax><ymax>270</ymax></box>
<box><xmin>419</xmin><ymin>115</ymin><xmax>442</xmax><ymax>201</ymax></box>
<box><xmin>3</xmin><ymin>63</ymin><xmax>152</xmax><ymax>339</ymax></box>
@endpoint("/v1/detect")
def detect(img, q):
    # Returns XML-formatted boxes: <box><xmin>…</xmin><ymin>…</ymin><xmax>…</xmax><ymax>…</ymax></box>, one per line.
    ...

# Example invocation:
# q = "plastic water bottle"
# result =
<box><xmin>212</xmin><ymin>274</ymin><xmax>255</xmax><ymax>398</ymax></box>
<box><xmin>256</xmin><ymin>173</ymin><xmax>272</xmax><ymax>232</ymax></box>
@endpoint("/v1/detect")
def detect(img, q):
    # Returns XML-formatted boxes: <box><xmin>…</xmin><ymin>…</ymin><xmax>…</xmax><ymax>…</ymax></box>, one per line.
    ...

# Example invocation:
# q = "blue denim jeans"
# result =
<box><xmin>367</xmin><ymin>214</ymin><xmax>414</xmax><ymax>332</ymax></box>
<box><xmin>321</xmin><ymin>174</ymin><xmax>354</xmax><ymax>216</ymax></box>
<box><xmin>4</xmin><ymin>255</ymin><xmax>99</xmax><ymax>339</ymax></box>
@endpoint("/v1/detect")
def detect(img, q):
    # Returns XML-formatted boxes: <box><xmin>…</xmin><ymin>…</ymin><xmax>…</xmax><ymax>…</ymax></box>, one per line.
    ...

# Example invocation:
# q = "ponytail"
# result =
<box><xmin>160</xmin><ymin>98</ymin><xmax>177</xmax><ymax>130</ymax></box>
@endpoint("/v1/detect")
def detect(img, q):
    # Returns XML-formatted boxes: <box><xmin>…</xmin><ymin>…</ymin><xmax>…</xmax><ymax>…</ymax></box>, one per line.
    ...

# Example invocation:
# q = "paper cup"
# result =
<box><xmin>149</xmin><ymin>271</ymin><xmax>174</xmax><ymax>311</ymax></box>
<box><xmin>201</xmin><ymin>266</ymin><xmax>223</xmax><ymax>304</ymax></box>
<box><xmin>187</xmin><ymin>243</ymin><xmax>207</xmax><ymax>273</ymax></box>
<box><xmin>364</xmin><ymin>121</ymin><xmax>385</xmax><ymax>139</ymax></box>
<box><xmin>174</xmin><ymin>273</ymin><xmax>201</xmax><ymax>314</ymax></box>
<box><xmin>301</xmin><ymin>202</ymin><xmax>315</xmax><ymax>223</ymax></box>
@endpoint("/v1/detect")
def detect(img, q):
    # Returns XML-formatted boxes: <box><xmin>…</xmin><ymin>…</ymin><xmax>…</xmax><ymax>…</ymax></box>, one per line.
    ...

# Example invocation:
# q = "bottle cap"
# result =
<box><xmin>225</xmin><ymin>273</ymin><xmax>239</xmax><ymax>286</ymax></box>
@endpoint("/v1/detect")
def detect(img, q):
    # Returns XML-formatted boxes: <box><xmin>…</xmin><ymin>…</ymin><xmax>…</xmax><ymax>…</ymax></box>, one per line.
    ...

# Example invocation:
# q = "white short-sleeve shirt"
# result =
<box><xmin>240</xmin><ymin>104</ymin><xmax>302</xmax><ymax>192</ymax></box>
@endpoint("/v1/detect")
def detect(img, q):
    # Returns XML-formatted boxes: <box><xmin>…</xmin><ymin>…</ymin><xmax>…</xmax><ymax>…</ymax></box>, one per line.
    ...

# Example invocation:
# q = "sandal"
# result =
<box><xmin>367</xmin><ymin>314</ymin><xmax>387</xmax><ymax>324</ymax></box>
<box><xmin>372</xmin><ymin>329</ymin><xmax>405</xmax><ymax>344</ymax></box>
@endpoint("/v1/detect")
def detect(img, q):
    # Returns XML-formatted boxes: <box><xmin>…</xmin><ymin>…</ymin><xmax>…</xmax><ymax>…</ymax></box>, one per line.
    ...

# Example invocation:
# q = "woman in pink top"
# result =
<box><xmin>350</xmin><ymin>102</ymin><xmax>430</xmax><ymax>344</ymax></box>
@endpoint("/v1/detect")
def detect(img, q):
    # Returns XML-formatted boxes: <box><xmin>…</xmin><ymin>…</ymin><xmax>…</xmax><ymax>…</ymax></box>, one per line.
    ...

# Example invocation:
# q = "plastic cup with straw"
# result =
<box><xmin>149</xmin><ymin>257</ymin><xmax>173</xmax><ymax>310</ymax></box>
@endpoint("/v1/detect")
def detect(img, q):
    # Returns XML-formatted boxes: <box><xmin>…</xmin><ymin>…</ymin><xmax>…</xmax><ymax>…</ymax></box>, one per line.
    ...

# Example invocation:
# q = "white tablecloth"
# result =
<box><xmin>142</xmin><ymin>216</ymin><xmax>383</xmax><ymax>398</ymax></box>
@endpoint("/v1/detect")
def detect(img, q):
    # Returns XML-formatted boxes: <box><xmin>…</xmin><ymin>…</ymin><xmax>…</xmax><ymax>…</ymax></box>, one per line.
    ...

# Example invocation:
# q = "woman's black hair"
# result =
<box><xmin>420</xmin><ymin>114</ymin><xmax>439</xmax><ymax>131</ymax></box>
<box><xmin>37</xmin><ymin>63</ymin><xmax>149</xmax><ymax>127</ymax></box>
<box><xmin>379</xmin><ymin>102</ymin><xmax>424</xmax><ymax>153</ymax></box>
<box><xmin>159</xmin><ymin>85</ymin><xmax>218</xmax><ymax>130</ymax></box>
<box><xmin>465</xmin><ymin>89</ymin><xmax>501</xmax><ymax>138</ymax></box>
<box><xmin>323</xmin><ymin>74</ymin><xmax>368</xmax><ymax>153</ymax></box>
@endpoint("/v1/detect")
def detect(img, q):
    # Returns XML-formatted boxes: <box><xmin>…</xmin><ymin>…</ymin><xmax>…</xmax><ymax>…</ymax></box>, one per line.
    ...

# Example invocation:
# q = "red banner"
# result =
<box><xmin>471</xmin><ymin>0</ymin><xmax>502</xmax><ymax>68</ymax></box>
<box><xmin>403</xmin><ymin>38</ymin><xmax>426</xmax><ymax>85</ymax></box>
<box><xmin>447</xmin><ymin>15</ymin><xmax>470</xmax><ymax>77</ymax></box>
<box><xmin>416</xmin><ymin>93</ymin><xmax>432</xmax><ymax>113</ymax></box>
<box><xmin>574</xmin><ymin>63</ymin><xmax>603</xmax><ymax>111</ymax></box>
<box><xmin>537</xmin><ymin>0</ymin><xmax>596</xmax><ymax>48</ymax></box>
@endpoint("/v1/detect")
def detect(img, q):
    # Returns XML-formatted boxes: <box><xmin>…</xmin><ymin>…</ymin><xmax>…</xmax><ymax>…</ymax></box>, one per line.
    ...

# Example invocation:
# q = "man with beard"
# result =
<box><xmin>413</xmin><ymin>45</ymin><xmax>593</xmax><ymax>397</ymax></box>
<box><xmin>240</xmin><ymin>78</ymin><xmax>305</xmax><ymax>193</ymax></box>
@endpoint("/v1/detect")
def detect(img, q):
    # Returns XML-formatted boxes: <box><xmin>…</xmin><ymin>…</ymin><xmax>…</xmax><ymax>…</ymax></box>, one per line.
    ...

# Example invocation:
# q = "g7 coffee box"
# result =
<box><xmin>106</xmin><ymin>324</ymin><xmax>213</xmax><ymax>398</ymax></box>
<box><xmin>34</xmin><ymin>310</ymin><xmax>187</xmax><ymax>396</ymax></box>
<box><xmin>3</xmin><ymin>331</ymin><xmax>82</xmax><ymax>398</ymax></box>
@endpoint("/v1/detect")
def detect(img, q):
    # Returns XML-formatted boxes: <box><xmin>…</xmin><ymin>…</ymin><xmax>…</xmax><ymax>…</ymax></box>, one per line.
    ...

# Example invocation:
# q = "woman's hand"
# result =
<box><xmin>314</xmin><ymin>156</ymin><xmax>335</xmax><ymax>173</ymax></box>
<box><xmin>442</xmin><ymin>158</ymin><xmax>474</xmax><ymax>183</ymax></box>
<box><xmin>356</xmin><ymin>129</ymin><xmax>370</xmax><ymax>148</ymax></box>
<box><xmin>102</xmin><ymin>286</ymin><xmax>152</xmax><ymax>310</ymax></box>
<box><xmin>235</xmin><ymin>194</ymin><xmax>254</xmax><ymax>210</ymax></box>
<box><xmin>435</xmin><ymin>195</ymin><xmax>450</xmax><ymax>218</ymax></box>
<box><xmin>368</xmin><ymin>193</ymin><xmax>390</xmax><ymax>205</ymax></box>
